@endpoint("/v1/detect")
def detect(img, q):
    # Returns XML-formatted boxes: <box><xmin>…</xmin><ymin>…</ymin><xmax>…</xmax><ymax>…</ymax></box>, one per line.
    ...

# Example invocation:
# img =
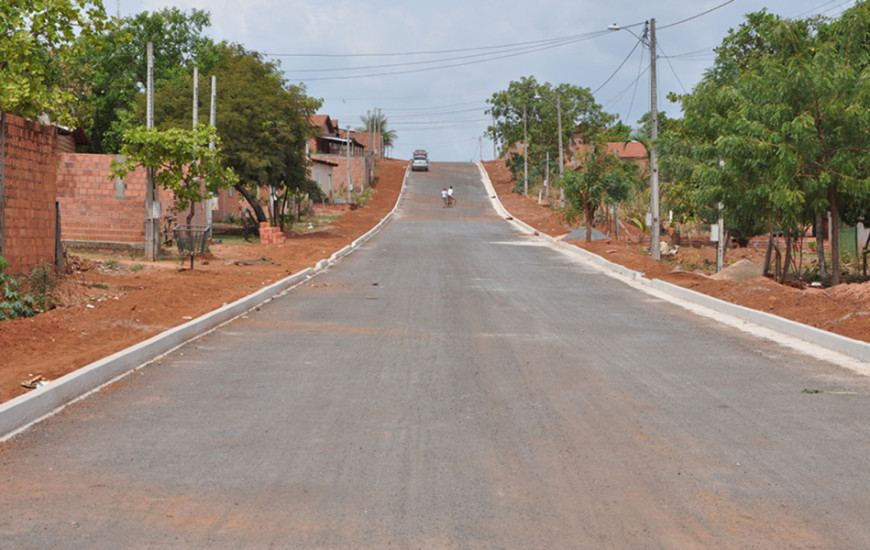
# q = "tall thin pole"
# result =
<box><xmin>649</xmin><ymin>18</ymin><xmax>661</xmax><ymax>261</ymax></box>
<box><xmin>192</xmin><ymin>67</ymin><xmax>198</xmax><ymax>128</ymax></box>
<box><xmin>206</xmin><ymin>75</ymin><xmax>217</xmax><ymax>232</ymax></box>
<box><xmin>144</xmin><ymin>41</ymin><xmax>157</xmax><ymax>261</ymax></box>
<box><xmin>556</xmin><ymin>93</ymin><xmax>564</xmax><ymax>179</ymax></box>
<box><xmin>0</xmin><ymin>111</ymin><xmax>7</xmax><ymax>258</ymax></box>
<box><xmin>523</xmin><ymin>105</ymin><xmax>528</xmax><ymax>196</ymax></box>
<box><xmin>346</xmin><ymin>126</ymin><xmax>352</xmax><ymax>201</ymax></box>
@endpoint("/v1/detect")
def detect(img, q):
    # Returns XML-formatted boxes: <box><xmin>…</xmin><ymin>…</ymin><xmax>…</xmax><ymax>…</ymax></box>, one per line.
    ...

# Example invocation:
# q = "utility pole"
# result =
<box><xmin>144</xmin><ymin>41</ymin><xmax>158</xmax><ymax>261</ymax></box>
<box><xmin>206</xmin><ymin>75</ymin><xmax>217</xmax><ymax>233</ymax></box>
<box><xmin>346</xmin><ymin>126</ymin><xmax>352</xmax><ymax>202</ymax></box>
<box><xmin>649</xmin><ymin>18</ymin><xmax>661</xmax><ymax>261</ymax></box>
<box><xmin>523</xmin><ymin>105</ymin><xmax>528</xmax><ymax>196</ymax></box>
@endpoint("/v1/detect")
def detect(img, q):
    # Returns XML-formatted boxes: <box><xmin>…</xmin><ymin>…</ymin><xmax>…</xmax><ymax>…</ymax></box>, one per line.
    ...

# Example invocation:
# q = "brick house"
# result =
<box><xmin>308</xmin><ymin>114</ymin><xmax>378</xmax><ymax>200</ymax></box>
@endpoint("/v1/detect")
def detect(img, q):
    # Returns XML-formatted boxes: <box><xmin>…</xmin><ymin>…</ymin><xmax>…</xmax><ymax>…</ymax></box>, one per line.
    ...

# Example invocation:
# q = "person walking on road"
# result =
<box><xmin>441</xmin><ymin>187</ymin><xmax>448</xmax><ymax>208</ymax></box>
<box><xmin>447</xmin><ymin>186</ymin><xmax>455</xmax><ymax>207</ymax></box>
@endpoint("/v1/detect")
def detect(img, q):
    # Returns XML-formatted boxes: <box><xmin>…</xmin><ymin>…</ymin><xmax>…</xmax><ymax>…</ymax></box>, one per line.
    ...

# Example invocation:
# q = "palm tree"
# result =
<box><xmin>359</xmin><ymin>109</ymin><xmax>397</xmax><ymax>155</ymax></box>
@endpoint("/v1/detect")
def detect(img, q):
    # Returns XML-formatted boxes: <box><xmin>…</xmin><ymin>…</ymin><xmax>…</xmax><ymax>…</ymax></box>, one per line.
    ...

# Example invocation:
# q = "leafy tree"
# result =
<box><xmin>665</xmin><ymin>5</ymin><xmax>870</xmax><ymax>284</ymax></box>
<box><xmin>74</xmin><ymin>7</ymin><xmax>222</xmax><ymax>153</ymax></box>
<box><xmin>151</xmin><ymin>44</ymin><xmax>321</xmax><ymax>224</ymax></box>
<box><xmin>560</xmin><ymin>136</ymin><xmax>637</xmax><ymax>241</ymax></box>
<box><xmin>111</xmin><ymin>124</ymin><xmax>237</xmax><ymax>224</ymax></box>
<box><xmin>1</xmin><ymin>0</ymin><xmax>107</xmax><ymax>126</ymax></box>
<box><xmin>486</xmin><ymin>76</ymin><xmax>612</xmax><ymax>191</ymax></box>
<box><xmin>359</xmin><ymin>110</ymin><xmax>397</xmax><ymax>152</ymax></box>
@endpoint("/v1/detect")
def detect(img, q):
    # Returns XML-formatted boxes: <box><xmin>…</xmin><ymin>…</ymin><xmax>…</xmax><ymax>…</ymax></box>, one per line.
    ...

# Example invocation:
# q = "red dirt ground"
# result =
<box><xmin>2</xmin><ymin>159</ymin><xmax>868</xmax><ymax>405</ymax></box>
<box><xmin>0</xmin><ymin>159</ymin><xmax>407</xmax><ymax>404</ymax></box>
<box><xmin>482</xmin><ymin>160</ymin><xmax>870</xmax><ymax>345</ymax></box>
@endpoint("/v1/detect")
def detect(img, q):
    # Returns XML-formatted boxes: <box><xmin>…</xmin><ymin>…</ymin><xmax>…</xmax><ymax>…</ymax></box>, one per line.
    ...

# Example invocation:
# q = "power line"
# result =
<box><xmin>267</xmin><ymin>30</ymin><xmax>607</xmax><ymax>58</ymax></box>
<box><xmin>593</xmin><ymin>35</ymin><xmax>643</xmax><ymax>95</ymax></box>
<box><xmin>658</xmin><ymin>0</ymin><xmax>736</xmax><ymax>30</ymax></box>
<box><xmin>294</xmin><ymin>34</ymin><xmax>606</xmax><ymax>82</ymax></box>
<box><xmin>287</xmin><ymin>35</ymin><xmax>585</xmax><ymax>74</ymax></box>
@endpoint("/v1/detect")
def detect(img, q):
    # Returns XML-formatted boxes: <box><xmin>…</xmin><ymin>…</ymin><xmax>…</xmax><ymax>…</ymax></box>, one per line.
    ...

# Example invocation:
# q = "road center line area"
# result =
<box><xmin>2</xmin><ymin>162</ymin><xmax>870</xmax><ymax>548</ymax></box>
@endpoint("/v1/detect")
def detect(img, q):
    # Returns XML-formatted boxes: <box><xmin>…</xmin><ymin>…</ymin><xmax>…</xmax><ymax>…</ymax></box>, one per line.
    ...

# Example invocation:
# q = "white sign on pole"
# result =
<box><xmin>710</xmin><ymin>224</ymin><xmax>720</xmax><ymax>242</ymax></box>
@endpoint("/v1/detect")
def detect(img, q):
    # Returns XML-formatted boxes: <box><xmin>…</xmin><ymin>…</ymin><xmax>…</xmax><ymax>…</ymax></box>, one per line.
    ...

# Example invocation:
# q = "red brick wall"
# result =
<box><xmin>56</xmin><ymin>153</ymin><xmax>150</xmax><ymax>247</ymax></box>
<box><xmin>311</xmin><ymin>154</ymin><xmax>372</xmax><ymax>198</ymax></box>
<box><xmin>57</xmin><ymin>154</ymin><xmax>244</xmax><ymax>246</ymax></box>
<box><xmin>1</xmin><ymin>113</ymin><xmax>58</xmax><ymax>274</ymax></box>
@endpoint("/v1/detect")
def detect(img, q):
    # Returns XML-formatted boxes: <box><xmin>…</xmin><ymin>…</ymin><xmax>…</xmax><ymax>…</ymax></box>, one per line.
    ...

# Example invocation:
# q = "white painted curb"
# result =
<box><xmin>475</xmin><ymin>161</ymin><xmax>870</xmax><ymax>367</ymax></box>
<box><xmin>0</xmin><ymin>166</ymin><xmax>409</xmax><ymax>441</ymax></box>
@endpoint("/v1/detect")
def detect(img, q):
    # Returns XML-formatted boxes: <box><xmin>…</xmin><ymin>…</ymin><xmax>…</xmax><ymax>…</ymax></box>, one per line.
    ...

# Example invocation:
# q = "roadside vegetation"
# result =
<box><xmin>487</xmin><ymin>2</ymin><xmax>870</xmax><ymax>287</ymax></box>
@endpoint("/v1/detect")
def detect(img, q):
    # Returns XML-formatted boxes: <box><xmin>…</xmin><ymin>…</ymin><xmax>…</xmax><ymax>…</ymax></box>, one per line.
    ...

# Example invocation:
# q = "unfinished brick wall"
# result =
<box><xmin>56</xmin><ymin>153</ymin><xmax>151</xmax><ymax>248</ymax></box>
<box><xmin>0</xmin><ymin>113</ymin><xmax>58</xmax><ymax>274</ymax></box>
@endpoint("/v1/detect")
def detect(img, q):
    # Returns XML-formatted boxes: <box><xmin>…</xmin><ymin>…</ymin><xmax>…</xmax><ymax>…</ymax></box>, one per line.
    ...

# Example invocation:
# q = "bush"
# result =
<box><xmin>26</xmin><ymin>260</ymin><xmax>58</xmax><ymax>312</ymax></box>
<box><xmin>0</xmin><ymin>257</ymin><xmax>36</xmax><ymax>321</ymax></box>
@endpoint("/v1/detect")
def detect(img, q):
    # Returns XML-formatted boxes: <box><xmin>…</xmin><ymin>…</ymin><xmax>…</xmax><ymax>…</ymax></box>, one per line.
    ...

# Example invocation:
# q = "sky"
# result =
<box><xmin>119</xmin><ymin>0</ymin><xmax>858</xmax><ymax>162</ymax></box>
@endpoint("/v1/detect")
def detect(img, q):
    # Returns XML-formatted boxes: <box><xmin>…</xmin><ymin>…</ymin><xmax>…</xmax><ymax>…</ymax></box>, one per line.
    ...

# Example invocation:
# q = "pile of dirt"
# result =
<box><xmin>481</xmin><ymin>160</ymin><xmax>870</xmax><ymax>345</ymax></box>
<box><xmin>0</xmin><ymin>159</ymin><xmax>407</xmax><ymax>404</ymax></box>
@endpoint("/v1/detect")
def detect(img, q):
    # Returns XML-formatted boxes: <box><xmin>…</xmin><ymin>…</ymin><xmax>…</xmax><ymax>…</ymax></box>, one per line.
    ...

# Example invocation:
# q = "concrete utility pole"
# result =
<box><xmin>206</xmin><ymin>74</ymin><xmax>217</xmax><ymax>232</ymax></box>
<box><xmin>523</xmin><ymin>105</ymin><xmax>528</xmax><ymax>196</ymax></box>
<box><xmin>192</xmin><ymin>67</ymin><xmax>198</xmax><ymax>128</ymax></box>
<box><xmin>649</xmin><ymin>18</ymin><xmax>661</xmax><ymax>261</ymax></box>
<box><xmin>346</xmin><ymin>126</ymin><xmax>352</xmax><ymax>202</ymax></box>
<box><xmin>716</xmin><ymin>203</ymin><xmax>725</xmax><ymax>272</ymax></box>
<box><xmin>144</xmin><ymin>41</ymin><xmax>159</xmax><ymax>261</ymax></box>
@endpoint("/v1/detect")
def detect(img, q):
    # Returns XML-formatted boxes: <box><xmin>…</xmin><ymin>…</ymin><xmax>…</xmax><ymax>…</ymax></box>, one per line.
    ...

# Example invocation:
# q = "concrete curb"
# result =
<box><xmin>1</xmin><ymin>166</ymin><xmax>409</xmax><ymax>441</ymax></box>
<box><xmin>475</xmin><ymin>162</ymin><xmax>870</xmax><ymax>366</ymax></box>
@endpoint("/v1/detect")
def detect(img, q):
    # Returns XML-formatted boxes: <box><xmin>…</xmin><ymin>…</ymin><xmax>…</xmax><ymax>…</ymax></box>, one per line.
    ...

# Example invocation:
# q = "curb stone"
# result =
<box><xmin>0</xmin><ymin>165</ymin><xmax>410</xmax><ymax>441</ymax></box>
<box><xmin>475</xmin><ymin>161</ymin><xmax>870</xmax><ymax>367</ymax></box>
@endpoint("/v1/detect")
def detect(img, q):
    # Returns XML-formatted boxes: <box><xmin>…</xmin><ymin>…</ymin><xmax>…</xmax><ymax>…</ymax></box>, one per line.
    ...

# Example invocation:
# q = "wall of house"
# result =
<box><xmin>311</xmin><ymin>154</ymin><xmax>372</xmax><ymax>200</ymax></box>
<box><xmin>311</xmin><ymin>163</ymin><xmax>335</xmax><ymax>200</ymax></box>
<box><xmin>1</xmin><ymin>113</ymin><xmax>58</xmax><ymax>274</ymax></box>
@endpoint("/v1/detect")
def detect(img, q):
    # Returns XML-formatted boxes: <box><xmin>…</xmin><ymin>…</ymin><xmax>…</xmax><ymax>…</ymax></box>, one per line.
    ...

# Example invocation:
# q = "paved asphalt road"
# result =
<box><xmin>2</xmin><ymin>162</ymin><xmax>870</xmax><ymax>549</ymax></box>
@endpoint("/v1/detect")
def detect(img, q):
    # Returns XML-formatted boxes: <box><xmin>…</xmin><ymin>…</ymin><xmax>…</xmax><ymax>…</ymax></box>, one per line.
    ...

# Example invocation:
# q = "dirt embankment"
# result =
<box><xmin>0</xmin><ymin>159</ymin><xmax>407</xmax><ymax>404</ymax></box>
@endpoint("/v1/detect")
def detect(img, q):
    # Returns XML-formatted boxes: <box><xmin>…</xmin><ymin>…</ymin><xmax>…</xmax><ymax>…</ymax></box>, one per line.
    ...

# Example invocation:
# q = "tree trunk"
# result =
<box><xmin>585</xmin><ymin>203</ymin><xmax>595</xmax><ymax>243</ymax></box>
<box><xmin>763</xmin><ymin>227</ymin><xmax>774</xmax><ymax>277</ymax></box>
<box><xmin>782</xmin><ymin>231</ymin><xmax>793</xmax><ymax>284</ymax></box>
<box><xmin>186</xmin><ymin>201</ymin><xmax>196</xmax><ymax>225</ymax></box>
<box><xmin>234</xmin><ymin>183</ymin><xmax>267</xmax><ymax>224</ymax></box>
<box><xmin>815</xmin><ymin>212</ymin><xmax>827</xmax><ymax>280</ymax></box>
<box><xmin>829</xmin><ymin>186</ymin><xmax>841</xmax><ymax>285</ymax></box>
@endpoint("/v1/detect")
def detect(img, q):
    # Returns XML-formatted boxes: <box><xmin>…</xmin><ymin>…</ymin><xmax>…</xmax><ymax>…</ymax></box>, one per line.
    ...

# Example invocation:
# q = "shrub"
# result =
<box><xmin>26</xmin><ymin>260</ymin><xmax>57</xmax><ymax>312</ymax></box>
<box><xmin>0</xmin><ymin>257</ymin><xmax>36</xmax><ymax>321</ymax></box>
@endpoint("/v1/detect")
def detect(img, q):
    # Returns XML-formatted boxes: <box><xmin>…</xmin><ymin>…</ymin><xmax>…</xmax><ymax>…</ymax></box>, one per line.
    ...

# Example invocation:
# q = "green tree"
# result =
<box><xmin>151</xmin><ymin>44</ymin><xmax>321</xmax><ymax>224</ymax></box>
<box><xmin>1</xmin><ymin>0</ymin><xmax>107</xmax><ymax>126</ymax></box>
<box><xmin>111</xmin><ymin>124</ymin><xmax>237</xmax><ymax>224</ymax></box>
<box><xmin>74</xmin><ymin>7</ymin><xmax>222</xmax><ymax>153</ymax></box>
<box><xmin>486</xmin><ymin>76</ymin><xmax>611</xmax><ymax>191</ymax></box>
<box><xmin>665</xmin><ymin>5</ymin><xmax>870</xmax><ymax>284</ymax></box>
<box><xmin>359</xmin><ymin>110</ymin><xmax>397</xmax><ymax>152</ymax></box>
<box><xmin>560</xmin><ymin>136</ymin><xmax>637</xmax><ymax>242</ymax></box>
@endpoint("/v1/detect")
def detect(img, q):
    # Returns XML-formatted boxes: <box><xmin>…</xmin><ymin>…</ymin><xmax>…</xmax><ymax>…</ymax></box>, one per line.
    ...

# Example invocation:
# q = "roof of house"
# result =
<box><xmin>573</xmin><ymin>141</ymin><xmax>648</xmax><ymax>161</ymax></box>
<box><xmin>310</xmin><ymin>114</ymin><xmax>337</xmax><ymax>135</ymax></box>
